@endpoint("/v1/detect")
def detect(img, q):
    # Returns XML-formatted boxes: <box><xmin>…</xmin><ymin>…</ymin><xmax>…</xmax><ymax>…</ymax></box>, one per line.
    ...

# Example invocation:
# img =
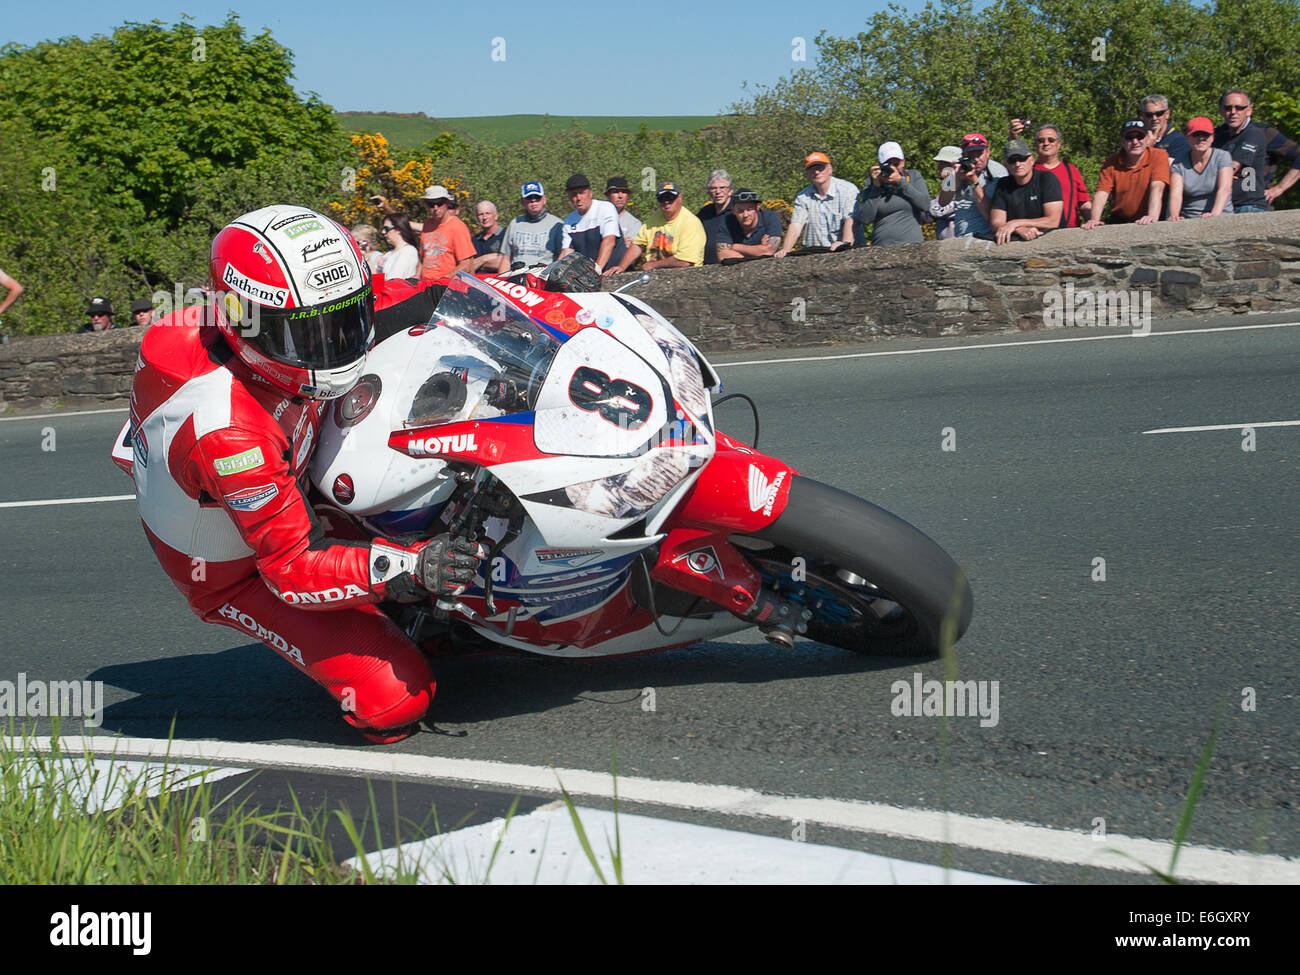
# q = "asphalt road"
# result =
<box><xmin>1</xmin><ymin>313</ymin><xmax>1296</xmax><ymax>883</ymax></box>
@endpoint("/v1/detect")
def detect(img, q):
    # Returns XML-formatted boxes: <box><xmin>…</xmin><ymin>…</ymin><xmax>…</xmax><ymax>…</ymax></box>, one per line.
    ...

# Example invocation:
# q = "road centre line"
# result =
<box><xmin>0</xmin><ymin>495</ymin><xmax>134</xmax><ymax>509</ymax></box>
<box><xmin>0</xmin><ymin>407</ymin><xmax>128</xmax><ymax>422</ymax></box>
<box><xmin>1143</xmin><ymin>420</ymin><xmax>1300</xmax><ymax>434</ymax></box>
<box><xmin>715</xmin><ymin>320</ymin><xmax>1300</xmax><ymax>368</ymax></box>
<box><xmin>21</xmin><ymin>735</ymin><xmax>1299</xmax><ymax>884</ymax></box>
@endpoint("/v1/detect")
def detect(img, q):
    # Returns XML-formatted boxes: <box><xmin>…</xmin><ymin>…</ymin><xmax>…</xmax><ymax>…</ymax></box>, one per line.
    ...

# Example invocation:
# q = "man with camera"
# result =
<box><xmin>951</xmin><ymin>133</ymin><xmax>1008</xmax><ymax>240</ymax></box>
<box><xmin>853</xmin><ymin>142</ymin><xmax>931</xmax><ymax>246</ymax></box>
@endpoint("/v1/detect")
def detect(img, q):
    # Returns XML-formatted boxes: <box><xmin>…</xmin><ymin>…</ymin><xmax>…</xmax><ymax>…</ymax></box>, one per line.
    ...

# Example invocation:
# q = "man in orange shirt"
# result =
<box><xmin>417</xmin><ymin>185</ymin><xmax>477</xmax><ymax>282</ymax></box>
<box><xmin>1083</xmin><ymin>120</ymin><xmax>1170</xmax><ymax>227</ymax></box>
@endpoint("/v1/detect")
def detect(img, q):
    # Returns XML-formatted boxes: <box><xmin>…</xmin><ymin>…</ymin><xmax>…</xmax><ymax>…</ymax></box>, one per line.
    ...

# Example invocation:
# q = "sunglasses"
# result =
<box><xmin>426</xmin><ymin>199</ymin><xmax>450</xmax><ymax>207</ymax></box>
<box><xmin>1123</xmin><ymin>133</ymin><xmax>1146</xmax><ymax>141</ymax></box>
<box><xmin>1006</xmin><ymin>155</ymin><xmax>1031</xmax><ymax>163</ymax></box>
<box><xmin>382</xmin><ymin>225</ymin><xmax>396</xmax><ymax>232</ymax></box>
<box><xmin>657</xmin><ymin>194</ymin><xmax>679</xmax><ymax>203</ymax></box>
<box><xmin>806</xmin><ymin>163</ymin><xmax>828</xmax><ymax>171</ymax></box>
<box><xmin>1036</xmin><ymin>137</ymin><xmax>1059</xmax><ymax>144</ymax></box>
<box><xmin>1222</xmin><ymin>104</ymin><xmax>1249</xmax><ymax>112</ymax></box>
<box><xmin>1142</xmin><ymin>109</ymin><xmax>1168</xmax><ymax>117</ymax></box>
<box><xmin>91</xmin><ymin>312</ymin><xmax>109</xmax><ymax>317</ymax></box>
<box><xmin>522</xmin><ymin>195</ymin><xmax>542</xmax><ymax>202</ymax></box>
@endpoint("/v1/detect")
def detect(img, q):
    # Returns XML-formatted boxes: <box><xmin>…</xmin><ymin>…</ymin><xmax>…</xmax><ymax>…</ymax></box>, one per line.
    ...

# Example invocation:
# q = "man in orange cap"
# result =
<box><xmin>774</xmin><ymin>152</ymin><xmax>857</xmax><ymax>257</ymax></box>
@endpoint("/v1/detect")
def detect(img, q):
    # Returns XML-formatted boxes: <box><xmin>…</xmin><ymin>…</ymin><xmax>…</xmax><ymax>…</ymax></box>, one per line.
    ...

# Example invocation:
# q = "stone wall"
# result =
<box><xmin>4</xmin><ymin>210</ymin><xmax>1299</xmax><ymax>412</ymax></box>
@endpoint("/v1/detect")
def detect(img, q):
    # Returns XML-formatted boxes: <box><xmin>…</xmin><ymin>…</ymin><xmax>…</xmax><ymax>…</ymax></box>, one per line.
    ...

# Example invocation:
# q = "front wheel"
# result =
<box><xmin>734</xmin><ymin>476</ymin><xmax>973</xmax><ymax>656</ymax></box>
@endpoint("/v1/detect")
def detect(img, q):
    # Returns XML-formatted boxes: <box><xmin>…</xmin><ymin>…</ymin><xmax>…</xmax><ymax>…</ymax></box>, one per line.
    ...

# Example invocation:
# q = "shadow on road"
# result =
<box><xmin>86</xmin><ymin>638</ymin><xmax>910</xmax><ymax>744</ymax></box>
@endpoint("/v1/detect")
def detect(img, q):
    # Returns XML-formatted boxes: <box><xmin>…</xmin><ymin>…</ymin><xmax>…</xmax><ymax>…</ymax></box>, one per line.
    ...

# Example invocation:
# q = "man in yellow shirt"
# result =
<box><xmin>607</xmin><ymin>181</ymin><xmax>706</xmax><ymax>274</ymax></box>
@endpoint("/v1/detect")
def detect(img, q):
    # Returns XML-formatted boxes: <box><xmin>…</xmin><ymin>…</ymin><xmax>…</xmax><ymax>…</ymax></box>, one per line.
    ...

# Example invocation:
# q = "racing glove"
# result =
<box><xmin>416</xmin><ymin>534</ymin><xmax>487</xmax><ymax>599</ymax></box>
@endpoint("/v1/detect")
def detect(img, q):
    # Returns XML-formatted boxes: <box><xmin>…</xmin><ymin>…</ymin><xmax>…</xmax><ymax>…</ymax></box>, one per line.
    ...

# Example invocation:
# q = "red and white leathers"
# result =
<box><xmin>124</xmin><ymin>275</ymin><xmax>445</xmax><ymax>741</ymax></box>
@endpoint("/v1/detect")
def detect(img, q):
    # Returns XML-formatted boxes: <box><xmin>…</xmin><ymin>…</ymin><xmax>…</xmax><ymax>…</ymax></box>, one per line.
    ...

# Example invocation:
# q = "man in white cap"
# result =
<box><xmin>929</xmin><ymin>146</ymin><xmax>962</xmax><ymax>239</ymax></box>
<box><xmin>415</xmin><ymin>185</ymin><xmax>476</xmax><ymax>282</ymax></box>
<box><xmin>853</xmin><ymin>141</ymin><xmax>931</xmax><ymax>246</ymax></box>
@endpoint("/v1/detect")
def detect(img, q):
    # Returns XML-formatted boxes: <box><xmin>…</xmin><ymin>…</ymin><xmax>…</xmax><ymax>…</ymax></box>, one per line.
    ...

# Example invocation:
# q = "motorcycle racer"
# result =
<box><xmin>123</xmin><ymin>204</ymin><xmax>481</xmax><ymax>743</ymax></box>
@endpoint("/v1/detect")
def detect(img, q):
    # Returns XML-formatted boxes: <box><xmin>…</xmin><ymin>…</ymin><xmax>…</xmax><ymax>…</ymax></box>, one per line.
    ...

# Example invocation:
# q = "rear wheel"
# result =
<box><xmin>734</xmin><ymin>476</ymin><xmax>973</xmax><ymax>656</ymax></box>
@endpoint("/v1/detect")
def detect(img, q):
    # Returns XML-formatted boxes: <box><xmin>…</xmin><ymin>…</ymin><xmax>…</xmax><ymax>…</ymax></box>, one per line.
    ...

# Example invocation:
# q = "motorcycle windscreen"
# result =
<box><xmin>429</xmin><ymin>273</ymin><xmax>560</xmax><ymax>418</ymax></box>
<box><xmin>532</xmin><ymin>327</ymin><xmax>670</xmax><ymax>458</ymax></box>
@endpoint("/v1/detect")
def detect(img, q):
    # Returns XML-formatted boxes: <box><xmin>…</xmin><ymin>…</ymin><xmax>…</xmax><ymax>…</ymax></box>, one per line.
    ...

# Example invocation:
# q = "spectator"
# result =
<box><xmin>605</xmin><ymin>177</ymin><xmax>643</xmax><ymax>249</ymax></box>
<box><xmin>0</xmin><ymin>267</ymin><xmax>24</xmax><ymax>330</ymax></box>
<box><xmin>951</xmin><ymin>133</ymin><xmax>1008</xmax><ymax>240</ymax></box>
<box><xmin>350</xmin><ymin>224</ymin><xmax>384</xmax><ymax>274</ymax></box>
<box><xmin>853</xmin><ymin>141</ymin><xmax>932</xmax><ymax>246</ymax></box>
<box><xmin>1214</xmin><ymin>89</ymin><xmax>1300</xmax><ymax>212</ymax></box>
<box><xmin>716</xmin><ymin>189</ymin><xmax>782</xmax><ymax>261</ymax></box>
<box><xmin>696</xmin><ymin>169</ymin><xmax>734</xmax><ymax>266</ymax></box>
<box><xmin>1083</xmin><ymin>120</ymin><xmax>1170</xmax><ymax>227</ymax></box>
<box><xmin>1142</xmin><ymin>94</ymin><xmax>1190</xmax><ymax>163</ymax></box>
<box><xmin>1169</xmin><ymin>116</ymin><xmax>1235</xmax><ymax>219</ymax></box>
<box><xmin>774</xmin><ymin>152</ymin><xmax>856</xmax><ymax>257</ymax></box>
<box><xmin>380</xmin><ymin>214</ymin><xmax>420</xmax><ymax>279</ymax></box>
<box><xmin>1031</xmin><ymin>124</ymin><xmax>1091</xmax><ymax>228</ymax></box>
<box><xmin>559</xmin><ymin>174</ymin><xmax>626</xmax><ymax>273</ymax></box>
<box><xmin>470</xmin><ymin>201</ymin><xmax>506</xmax><ymax>272</ymax></box>
<box><xmin>417</xmin><ymin>185</ymin><xmax>476</xmax><ymax>282</ymax></box>
<box><xmin>928</xmin><ymin>146</ymin><xmax>962</xmax><ymax>239</ymax></box>
<box><xmin>609</xmin><ymin>180</ymin><xmax>706</xmax><ymax>273</ymax></box>
<box><xmin>79</xmin><ymin>297</ymin><xmax>115</xmax><ymax>332</ymax></box>
<box><xmin>990</xmin><ymin>138</ymin><xmax>1063</xmax><ymax>244</ymax></box>
<box><xmin>496</xmin><ymin>181</ymin><xmax>565</xmax><ymax>273</ymax></box>
<box><xmin>129</xmin><ymin>298</ymin><xmax>155</xmax><ymax>327</ymax></box>
<box><xmin>1253</xmin><ymin>119</ymin><xmax>1300</xmax><ymax>207</ymax></box>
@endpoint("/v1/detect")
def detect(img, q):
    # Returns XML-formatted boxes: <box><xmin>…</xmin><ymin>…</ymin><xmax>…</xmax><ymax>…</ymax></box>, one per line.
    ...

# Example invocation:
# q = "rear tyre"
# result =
<box><xmin>737</xmin><ymin>476</ymin><xmax>973</xmax><ymax>656</ymax></box>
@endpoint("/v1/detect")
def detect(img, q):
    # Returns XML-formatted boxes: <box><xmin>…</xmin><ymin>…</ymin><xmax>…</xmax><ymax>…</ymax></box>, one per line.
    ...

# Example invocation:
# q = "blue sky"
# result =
<box><xmin>3</xmin><ymin>0</ymin><xmax>921</xmax><ymax>117</ymax></box>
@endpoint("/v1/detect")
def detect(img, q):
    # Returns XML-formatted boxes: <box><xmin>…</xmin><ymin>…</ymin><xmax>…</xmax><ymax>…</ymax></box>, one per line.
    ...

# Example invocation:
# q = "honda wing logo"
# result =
<box><xmin>748</xmin><ymin>465</ymin><xmax>787</xmax><ymax>518</ymax></box>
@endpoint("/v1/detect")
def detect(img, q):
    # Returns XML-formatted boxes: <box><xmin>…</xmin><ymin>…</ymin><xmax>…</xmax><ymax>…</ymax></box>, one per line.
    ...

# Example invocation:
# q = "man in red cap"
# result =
<box><xmin>774</xmin><ymin>152</ymin><xmax>857</xmax><ymax>257</ymax></box>
<box><xmin>951</xmin><ymin>133</ymin><xmax>1007</xmax><ymax>239</ymax></box>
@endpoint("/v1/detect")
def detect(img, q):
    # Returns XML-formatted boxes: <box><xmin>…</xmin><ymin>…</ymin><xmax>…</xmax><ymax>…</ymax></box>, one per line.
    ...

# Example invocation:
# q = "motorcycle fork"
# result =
<box><xmin>648</xmin><ymin>528</ymin><xmax>763</xmax><ymax>616</ymax></box>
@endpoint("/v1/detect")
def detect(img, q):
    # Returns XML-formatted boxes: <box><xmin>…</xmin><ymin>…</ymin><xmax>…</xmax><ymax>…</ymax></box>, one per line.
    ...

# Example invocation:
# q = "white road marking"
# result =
<box><xmin>9</xmin><ymin>756</ymin><xmax>245</xmax><ymax>814</ymax></box>
<box><xmin>0</xmin><ymin>407</ymin><xmax>128</xmax><ymax>422</ymax></box>
<box><xmin>351</xmin><ymin>805</ymin><xmax>1025</xmax><ymax>885</ymax></box>
<box><xmin>1143</xmin><ymin>420</ymin><xmax>1300</xmax><ymax>434</ymax></box>
<box><xmin>21</xmin><ymin>735</ymin><xmax>1299</xmax><ymax>884</ymax></box>
<box><xmin>0</xmin><ymin>495</ymin><xmax>134</xmax><ymax>509</ymax></box>
<box><xmin>716</xmin><ymin>320</ymin><xmax>1300</xmax><ymax>368</ymax></box>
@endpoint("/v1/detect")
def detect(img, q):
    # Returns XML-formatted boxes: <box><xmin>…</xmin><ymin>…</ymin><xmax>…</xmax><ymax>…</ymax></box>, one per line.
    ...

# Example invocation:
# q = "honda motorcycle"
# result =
<box><xmin>307</xmin><ymin>266</ymin><xmax>973</xmax><ymax>659</ymax></box>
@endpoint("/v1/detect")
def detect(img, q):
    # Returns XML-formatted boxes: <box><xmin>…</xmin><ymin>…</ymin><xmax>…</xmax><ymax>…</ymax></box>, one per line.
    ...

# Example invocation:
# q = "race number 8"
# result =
<box><xmin>568</xmin><ymin>366</ymin><xmax>652</xmax><ymax>429</ymax></box>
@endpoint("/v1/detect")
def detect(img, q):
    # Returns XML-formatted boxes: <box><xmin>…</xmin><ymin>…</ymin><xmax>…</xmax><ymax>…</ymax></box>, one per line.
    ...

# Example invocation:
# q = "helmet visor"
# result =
<box><xmin>245</xmin><ymin>287</ymin><xmax>374</xmax><ymax>369</ymax></box>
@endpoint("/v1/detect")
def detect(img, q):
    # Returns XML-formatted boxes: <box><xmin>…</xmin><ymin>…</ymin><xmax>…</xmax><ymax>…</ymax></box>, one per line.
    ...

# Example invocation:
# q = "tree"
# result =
<box><xmin>0</xmin><ymin>16</ymin><xmax>353</xmax><ymax>332</ymax></box>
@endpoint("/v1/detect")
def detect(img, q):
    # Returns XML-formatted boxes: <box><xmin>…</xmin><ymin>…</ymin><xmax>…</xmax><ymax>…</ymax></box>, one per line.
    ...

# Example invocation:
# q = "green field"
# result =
<box><xmin>338</xmin><ymin>113</ymin><xmax>723</xmax><ymax>146</ymax></box>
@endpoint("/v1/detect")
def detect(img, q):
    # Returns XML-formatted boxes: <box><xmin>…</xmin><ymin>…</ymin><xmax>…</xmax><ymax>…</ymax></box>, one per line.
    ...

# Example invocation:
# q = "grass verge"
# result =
<box><xmin>0</xmin><ymin>721</ymin><xmax>424</xmax><ymax>884</ymax></box>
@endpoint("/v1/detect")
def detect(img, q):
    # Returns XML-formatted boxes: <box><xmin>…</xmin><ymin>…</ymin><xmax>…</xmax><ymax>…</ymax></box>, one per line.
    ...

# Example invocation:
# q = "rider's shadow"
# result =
<box><xmin>422</xmin><ymin>638</ymin><xmax>905</xmax><ymax>725</ymax></box>
<box><xmin>88</xmin><ymin>638</ymin><xmax>906</xmax><ymax>742</ymax></box>
<box><xmin>89</xmin><ymin>645</ymin><xmax>363</xmax><ymax>745</ymax></box>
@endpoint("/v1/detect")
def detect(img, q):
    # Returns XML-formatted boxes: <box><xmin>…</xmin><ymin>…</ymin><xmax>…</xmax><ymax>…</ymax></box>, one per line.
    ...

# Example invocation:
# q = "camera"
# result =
<box><xmin>958</xmin><ymin>155</ymin><xmax>976</xmax><ymax>172</ymax></box>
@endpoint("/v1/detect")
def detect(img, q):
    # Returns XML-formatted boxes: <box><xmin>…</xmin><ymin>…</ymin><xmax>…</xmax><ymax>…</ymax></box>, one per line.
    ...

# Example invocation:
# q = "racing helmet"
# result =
<box><xmin>210</xmin><ymin>204</ymin><xmax>374</xmax><ymax>400</ymax></box>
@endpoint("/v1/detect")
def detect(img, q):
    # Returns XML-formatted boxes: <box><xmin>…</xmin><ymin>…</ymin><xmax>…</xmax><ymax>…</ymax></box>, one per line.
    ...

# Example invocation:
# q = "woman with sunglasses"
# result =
<box><xmin>378</xmin><ymin>214</ymin><xmax>419</xmax><ymax>279</ymax></box>
<box><xmin>1168</xmin><ymin>117</ymin><xmax>1234</xmax><ymax>219</ymax></box>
